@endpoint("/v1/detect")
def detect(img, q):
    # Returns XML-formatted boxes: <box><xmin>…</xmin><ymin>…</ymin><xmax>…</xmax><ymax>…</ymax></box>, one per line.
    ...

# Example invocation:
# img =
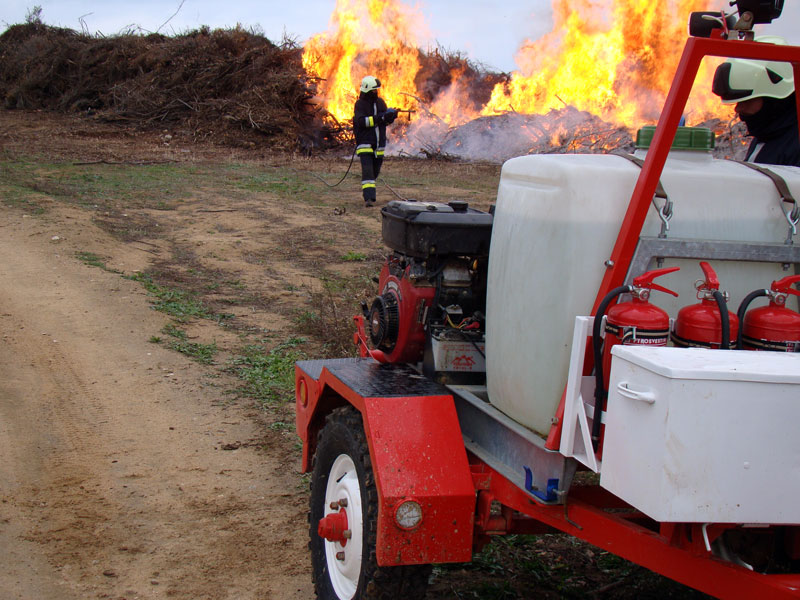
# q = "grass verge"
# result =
<box><xmin>230</xmin><ymin>337</ymin><xmax>306</xmax><ymax>405</ymax></box>
<box><xmin>76</xmin><ymin>251</ymin><xmax>121</xmax><ymax>273</ymax></box>
<box><xmin>127</xmin><ymin>272</ymin><xmax>217</xmax><ymax>322</ymax></box>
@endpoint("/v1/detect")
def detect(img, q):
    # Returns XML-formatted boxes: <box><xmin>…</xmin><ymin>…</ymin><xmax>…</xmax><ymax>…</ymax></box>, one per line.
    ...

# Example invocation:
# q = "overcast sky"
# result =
<box><xmin>2</xmin><ymin>1</ymin><xmax>799</xmax><ymax>73</ymax></box>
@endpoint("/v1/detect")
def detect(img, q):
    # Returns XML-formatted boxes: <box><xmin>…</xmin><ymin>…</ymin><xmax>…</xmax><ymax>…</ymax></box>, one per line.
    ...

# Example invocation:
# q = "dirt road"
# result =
<box><xmin>0</xmin><ymin>211</ymin><xmax>313</xmax><ymax>598</ymax></box>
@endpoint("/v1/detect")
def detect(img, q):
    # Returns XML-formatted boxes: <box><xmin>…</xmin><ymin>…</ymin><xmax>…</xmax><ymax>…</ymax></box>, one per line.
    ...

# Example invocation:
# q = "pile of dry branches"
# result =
<box><xmin>0</xmin><ymin>23</ymin><xmax>325</xmax><ymax>150</ymax></box>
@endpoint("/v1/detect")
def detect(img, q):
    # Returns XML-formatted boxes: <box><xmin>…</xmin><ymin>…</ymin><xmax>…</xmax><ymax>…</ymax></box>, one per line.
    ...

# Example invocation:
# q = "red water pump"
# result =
<box><xmin>360</xmin><ymin>257</ymin><xmax>435</xmax><ymax>364</ymax></box>
<box><xmin>672</xmin><ymin>261</ymin><xmax>738</xmax><ymax>349</ymax></box>
<box><xmin>591</xmin><ymin>266</ymin><xmax>679</xmax><ymax>450</ymax></box>
<box><xmin>737</xmin><ymin>274</ymin><xmax>800</xmax><ymax>352</ymax></box>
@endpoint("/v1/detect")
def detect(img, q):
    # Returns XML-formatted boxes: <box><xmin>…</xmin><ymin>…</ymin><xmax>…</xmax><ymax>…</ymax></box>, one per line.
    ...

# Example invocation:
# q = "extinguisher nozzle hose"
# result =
<box><xmin>712</xmin><ymin>290</ymin><xmax>731</xmax><ymax>350</ymax></box>
<box><xmin>591</xmin><ymin>285</ymin><xmax>632</xmax><ymax>452</ymax></box>
<box><xmin>736</xmin><ymin>289</ymin><xmax>769</xmax><ymax>349</ymax></box>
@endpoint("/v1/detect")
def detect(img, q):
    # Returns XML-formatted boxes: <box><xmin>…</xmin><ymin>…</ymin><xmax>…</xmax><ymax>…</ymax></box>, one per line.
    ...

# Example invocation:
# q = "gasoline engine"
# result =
<box><xmin>359</xmin><ymin>199</ymin><xmax>493</xmax><ymax>383</ymax></box>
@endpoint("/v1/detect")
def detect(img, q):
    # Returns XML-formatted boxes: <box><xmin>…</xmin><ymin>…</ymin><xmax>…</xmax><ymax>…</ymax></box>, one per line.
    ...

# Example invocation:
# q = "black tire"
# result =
<box><xmin>309</xmin><ymin>406</ymin><xmax>431</xmax><ymax>599</ymax></box>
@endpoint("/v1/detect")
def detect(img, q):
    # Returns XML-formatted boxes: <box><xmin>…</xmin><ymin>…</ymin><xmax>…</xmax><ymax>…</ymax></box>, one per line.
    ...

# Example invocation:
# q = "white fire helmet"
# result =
<box><xmin>360</xmin><ymin>75</ymin><xmax>381</xmax><ymax>94</ymax></box>
<box><xmin>712</xmin><ymin>36</ymin><xmax>794</xmax><ymax>104</ymax></box>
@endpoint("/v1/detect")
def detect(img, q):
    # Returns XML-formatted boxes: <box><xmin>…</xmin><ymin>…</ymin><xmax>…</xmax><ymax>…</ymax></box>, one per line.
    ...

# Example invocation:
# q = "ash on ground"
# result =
<box><xmin>392</xmin><ymin>108</ymin><xmax>751</xmax><ymax>163</ymax></box>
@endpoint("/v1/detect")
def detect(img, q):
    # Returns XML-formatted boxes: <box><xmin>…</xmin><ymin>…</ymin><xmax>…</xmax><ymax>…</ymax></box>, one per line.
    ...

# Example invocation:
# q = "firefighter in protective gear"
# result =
<box><xmin>353</xmin><ymin>75</ymin><xmax>398</xmax><ymax>206</ymax></box>
<box><xmin>712</xmin><ymin>36</ymin><xmax>799</xmax><ymax>167</ymax></box>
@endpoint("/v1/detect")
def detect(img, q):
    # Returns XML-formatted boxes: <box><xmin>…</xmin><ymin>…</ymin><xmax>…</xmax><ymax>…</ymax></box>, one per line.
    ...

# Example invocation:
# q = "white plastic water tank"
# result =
<box><xmin>486</xmin><ymin>147</ymin><xmax>800</xmax><ymax>437</ymax></box>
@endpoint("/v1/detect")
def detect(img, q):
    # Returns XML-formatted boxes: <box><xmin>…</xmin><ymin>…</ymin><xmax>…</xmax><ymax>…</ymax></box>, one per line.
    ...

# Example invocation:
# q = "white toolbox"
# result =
<box><xmin>600</xmin><ymin>345</ymin><xmax>800</xmax><ymax>524</ymax></box>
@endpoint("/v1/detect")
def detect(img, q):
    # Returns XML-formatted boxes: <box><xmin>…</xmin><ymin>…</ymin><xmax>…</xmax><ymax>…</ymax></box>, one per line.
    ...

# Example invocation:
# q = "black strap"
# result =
<box><xmin>734</xmin><ymin>160</ymin><xmax>797</xmax><ymax>207</ymax></box>
<box><xmin>605</xmin><ymin>322</ymin><xmax>670</xmax><ymax>342</ymax></box>
<box><xmin>614</xmin><ymin>152</ymin><xmax>669</xmax><ymax>200</ymax></box>
<box><xmin>670</xmin><ymin>330</ymin><xmax>734</xmax><ymax>349</ymax></box>
<box><xmin>741</xmin><ymin>334</ymin><xmax>800</xmax><ymax>352</ymax></box>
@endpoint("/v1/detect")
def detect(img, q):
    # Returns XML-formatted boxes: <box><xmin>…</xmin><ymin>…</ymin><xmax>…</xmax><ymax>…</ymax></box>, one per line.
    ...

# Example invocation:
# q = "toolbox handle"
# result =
<box><xmin>616</xmin><ymin>382</ymin><xmax>656</xmax><ymax>404</ymax></box>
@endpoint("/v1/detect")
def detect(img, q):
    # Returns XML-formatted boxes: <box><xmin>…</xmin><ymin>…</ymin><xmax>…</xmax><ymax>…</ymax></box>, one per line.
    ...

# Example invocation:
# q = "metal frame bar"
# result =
<box><xmin>627</xmin><ymin>237</ymin><xmax>800</xmax><ymax>280</ymax></box>
<box><xmin>449</xmin><ymin>385</ymin><xmax>576</xmax><ymax>503</ymax></box>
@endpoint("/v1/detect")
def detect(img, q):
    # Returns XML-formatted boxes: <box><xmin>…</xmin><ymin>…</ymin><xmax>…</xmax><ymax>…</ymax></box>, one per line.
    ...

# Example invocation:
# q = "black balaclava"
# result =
<box><xmin>740</xmin><ymin>93</ymin><xmax>798</xmax><ymax>141</ymax></box>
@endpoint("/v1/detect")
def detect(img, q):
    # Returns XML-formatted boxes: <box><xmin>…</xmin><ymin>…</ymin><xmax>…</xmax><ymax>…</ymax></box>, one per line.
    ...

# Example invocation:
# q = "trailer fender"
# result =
<box><xmin>295</xmin><ymin>358</ymin><xmax>476</xmax><ymax>565</ymax></box>
<box><xmin>361</xmin><ymin>394</ymin><xmax>475</xmax><ymax>565</ymax></box>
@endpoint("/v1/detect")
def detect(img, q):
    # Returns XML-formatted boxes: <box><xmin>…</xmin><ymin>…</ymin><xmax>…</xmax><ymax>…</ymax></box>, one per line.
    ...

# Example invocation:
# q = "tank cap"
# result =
<box><xmin>635</xmin><ymin>126</ymin><xmax>715</xmax><ymax>151</ymax></box>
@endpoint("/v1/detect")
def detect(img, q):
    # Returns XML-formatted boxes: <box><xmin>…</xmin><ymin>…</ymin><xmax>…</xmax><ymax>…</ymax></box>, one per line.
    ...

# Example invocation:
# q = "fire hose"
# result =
<box><xmin>307</xmin><ymin>109</ymin><xmax>416</xmax><ymax>195</ymax></box>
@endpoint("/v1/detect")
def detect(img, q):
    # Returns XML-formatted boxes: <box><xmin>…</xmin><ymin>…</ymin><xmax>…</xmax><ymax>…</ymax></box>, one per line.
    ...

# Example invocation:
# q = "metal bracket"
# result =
<box><xmin>449</xmin><ymin>384</ymin><xmax>575</xmax><ymax>504</ymax></box>
<box><xmin>627</xmin><ymin>237</ymin><xmax>800</xmax><ymax>283</ymax></box>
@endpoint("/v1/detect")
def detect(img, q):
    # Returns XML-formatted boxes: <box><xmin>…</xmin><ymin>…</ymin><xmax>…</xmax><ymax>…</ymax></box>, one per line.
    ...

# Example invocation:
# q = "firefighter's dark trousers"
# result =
<box><xmin>359</xmin><ymin>152</ymin><xmax>383</xmax><ymax>203</ymax></box>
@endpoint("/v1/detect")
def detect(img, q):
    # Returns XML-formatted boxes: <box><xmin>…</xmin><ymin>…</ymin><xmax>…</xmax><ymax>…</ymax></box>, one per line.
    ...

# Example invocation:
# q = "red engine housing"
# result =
<box><xmin>367</xmin><ymin>261</ymin><xmax>435</xmax><ymax>364</ymax></box>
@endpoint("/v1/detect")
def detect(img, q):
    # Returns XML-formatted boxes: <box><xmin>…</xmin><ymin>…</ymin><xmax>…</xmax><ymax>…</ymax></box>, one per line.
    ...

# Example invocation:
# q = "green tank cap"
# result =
<box><xmin>635</xmin><ymin>126</ymin><xmax>715</xmax><ymax>151</ymax></box>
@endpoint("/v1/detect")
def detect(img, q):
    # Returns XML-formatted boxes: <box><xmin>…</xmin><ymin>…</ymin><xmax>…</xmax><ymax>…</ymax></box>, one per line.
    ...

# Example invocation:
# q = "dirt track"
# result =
<box><xmin>0</xmin><ymin>196</ymin><xmax>312</xmax><ymax>598</ymax></box>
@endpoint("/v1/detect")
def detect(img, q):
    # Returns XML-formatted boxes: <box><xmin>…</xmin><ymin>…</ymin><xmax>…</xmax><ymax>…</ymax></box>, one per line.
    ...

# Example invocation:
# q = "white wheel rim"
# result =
<box><xmin>324</xmin><ymin>454</ymin><xmax>364</xmax><ymax>599</ymax></box>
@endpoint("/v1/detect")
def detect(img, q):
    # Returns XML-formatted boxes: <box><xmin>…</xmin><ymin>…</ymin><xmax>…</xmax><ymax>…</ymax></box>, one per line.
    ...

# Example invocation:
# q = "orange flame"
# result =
<box><xmin>303</xmin><ymin>0</ymin><xmax>732</xmax><ymax>135</ymax></box>
<box><xmin>482</xmin><ymin>0</ymin><xmax>731</xmax><ymax>125</ymax></box>
<box><xmin>302</xmin><ymin>0</ymin><xmax>425</xmax><ymax>124</ymax></box>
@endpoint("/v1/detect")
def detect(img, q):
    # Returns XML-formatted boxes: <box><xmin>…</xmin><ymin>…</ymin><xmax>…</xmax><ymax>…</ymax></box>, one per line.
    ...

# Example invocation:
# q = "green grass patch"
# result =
<box><xmin>152</xmin><ymin>322</ymin><xmax>217</xmax><ymax>363</ymax></box>
<box><xmin>75</xmin><ymin>251</ymin><xmax>121</xmax><ymax>273</ymax></box>
<box><xmin>232</xmin><ymin>170</ymin><xmax>311</xmax><ymax>196</ymax></box>
<box><xmin>268</xmin><ymin>421</ymin><xmax>293</xmax><ymax>431</ymax></box>
<box><xmin>0</xmin><ymin>183</ymin><xmax>47</xmax><ymax>213</ymax></box>
<box><xmin>169</xmin><ymin>339</ymin><xmax>218</xmax><ymax>364</ymax></box>
<box><xmin>340</xmin><ymin>251</ymin><xmax>367</xmax><ymax>262</ymax></box>
<box><xmin>230</xmin><ymin>337</ymin><xmax>306</xmax><ymax>405</ymax></box>
<box><xmin>0</xmin><ymin>157</ymin><xmax>209</xmax><ymax>210</ymax></box>
<box><xmin>161</xmin><ymin>322</ymin><xmax>187</xmax><ymax>339</ymax></box>
<box><xmin>127</xmin><ymin>272</ymin><xmax>213</xmax><ymax>322</ymax></box>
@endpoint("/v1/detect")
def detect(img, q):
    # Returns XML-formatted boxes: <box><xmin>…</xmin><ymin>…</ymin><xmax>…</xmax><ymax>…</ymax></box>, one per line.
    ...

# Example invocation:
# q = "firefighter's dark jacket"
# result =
<box><xmin>353</xmin><ymin>92</ymin><xmax>391</xmax><ymax>156</ymax></box>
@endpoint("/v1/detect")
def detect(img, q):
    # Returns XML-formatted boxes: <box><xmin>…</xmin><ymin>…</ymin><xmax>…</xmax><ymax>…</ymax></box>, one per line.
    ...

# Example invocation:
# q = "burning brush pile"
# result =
<box><xmin>303</xmin><ymin>0</ymin><xmax>750</xmax><ymax>162</ymax></box>
<box><xmin>0</xmin><ymin>0</ymin><xmax>751</xmax><ymax>161</ymax></box>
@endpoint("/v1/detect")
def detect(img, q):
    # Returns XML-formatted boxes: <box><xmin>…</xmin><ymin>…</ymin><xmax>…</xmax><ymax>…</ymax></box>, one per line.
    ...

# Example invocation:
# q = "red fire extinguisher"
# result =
<box><xmin>671</xmin><ymin>261</ymin><xmax>738</xmax><ymax>350</ymax></box>
<box><xmin>737</xmin><ymin>274</ymin><xmax>800</xmax><ymax>352</ymax></box>
<box><xmin>591</xmin><ymin>266</ymin><xmax>679</xmax><ymax>450</ymax></box>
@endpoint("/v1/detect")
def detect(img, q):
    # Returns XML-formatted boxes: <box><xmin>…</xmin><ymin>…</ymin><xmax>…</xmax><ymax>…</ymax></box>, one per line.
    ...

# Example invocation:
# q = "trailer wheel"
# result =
<box><xmin>309</xmin><ymin>406</ymin><xmax>431</xmax><ymax>600</ymax></box>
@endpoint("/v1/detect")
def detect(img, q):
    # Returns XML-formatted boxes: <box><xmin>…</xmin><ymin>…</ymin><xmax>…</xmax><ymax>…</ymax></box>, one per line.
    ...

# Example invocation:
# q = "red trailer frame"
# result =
<box><xmin>296</xmin><ymin>30</ymin><xmax>800</xmax><ymax>600</ymax></box>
